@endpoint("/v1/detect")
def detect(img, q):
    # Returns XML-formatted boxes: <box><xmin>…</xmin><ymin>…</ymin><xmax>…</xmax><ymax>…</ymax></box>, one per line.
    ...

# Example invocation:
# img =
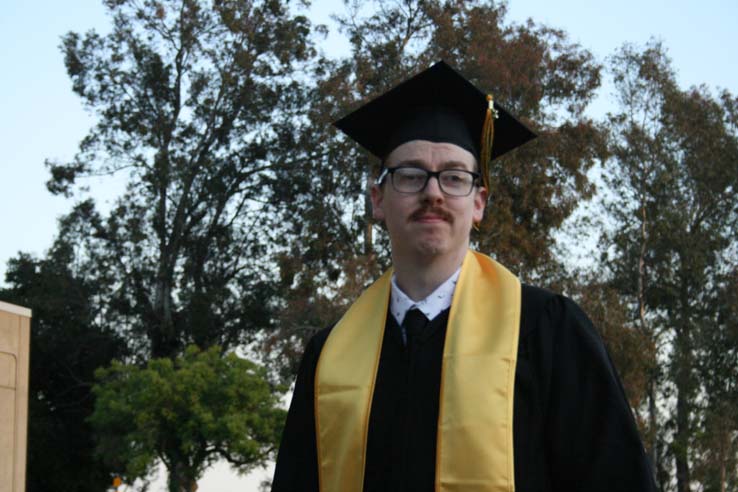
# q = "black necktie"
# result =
<box><xmin>403</xmin><ymin>308</ymin><xmax>428</xmax><ymax>348</ymax></box>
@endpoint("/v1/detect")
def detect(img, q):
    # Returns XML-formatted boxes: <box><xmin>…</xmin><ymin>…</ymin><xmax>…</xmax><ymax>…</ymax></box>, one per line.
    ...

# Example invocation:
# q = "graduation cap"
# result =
<box><xmin>334</xmin><ymin>60</ymin><xmax>536</xmax><ymax>190</ymax></box>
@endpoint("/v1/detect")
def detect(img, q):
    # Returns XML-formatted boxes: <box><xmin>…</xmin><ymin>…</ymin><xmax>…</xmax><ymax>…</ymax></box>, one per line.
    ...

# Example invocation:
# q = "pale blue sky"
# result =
<box><xmin>0</xmin><ymin>1</ymin><xmax>735</xmax><ymax>488</ymax></box>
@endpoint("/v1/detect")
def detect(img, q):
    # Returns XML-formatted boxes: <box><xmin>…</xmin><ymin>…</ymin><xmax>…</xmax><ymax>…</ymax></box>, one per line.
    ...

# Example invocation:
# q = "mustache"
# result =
<box><xmin>409</xmin><ymin>206</ymin><xmax>454</xmax><ymax>224</ymax></box>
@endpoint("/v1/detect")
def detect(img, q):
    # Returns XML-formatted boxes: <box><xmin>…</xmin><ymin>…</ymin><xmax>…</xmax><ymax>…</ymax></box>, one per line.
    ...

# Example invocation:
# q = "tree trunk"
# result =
<box><xmin>674</xmin><ymin>387</ymin><xmax>691</xmax><ymax>492</ymax></box>
<box><xmin>639</xmin><ymin>200</ymin><xmax>663</xmax><ymax>490</ymax></box>
<box><xmin>673</xmin><ymin>321</ymin><xmax>692</xmax><ymax>492</ymax></box>
<box><xmin>152</xmin><ymin>147</ymin><xmax>176</xmax><ymax>358</ymax></box>
<box><xmin>647</xmin><ymin>383</ymin><xmax>663</xmax><ymax>491</ymax></box>
<box><xmin>168</xmin><ymin>460</ymin><xmax>198</xmax><ymax>492</ymax></box>
<box><xmin>719</xmin><ymin>430</ymin><xmax>727</xmax><ymax>492</ymax></box>
<box><xmin>152</xmin><ymin>278</ymin><xmax>176</xmax><ymax>357</ymax></box>
<box><xmin>674</xmin><ymin>261</ymin><xmax>694</xmax><ymax>492</ymax></box>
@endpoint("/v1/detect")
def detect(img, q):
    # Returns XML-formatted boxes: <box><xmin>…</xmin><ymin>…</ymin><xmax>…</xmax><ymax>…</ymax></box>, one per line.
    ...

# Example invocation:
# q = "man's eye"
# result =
<box><xmin>442</xmin><ymin>172</ymin><xmax>469</xmax><ymax>185</ymax></box>
<box><xmin>397</xmin><ymin>171</ymin><xmax>425</xmax><ymax>182</ymax></box>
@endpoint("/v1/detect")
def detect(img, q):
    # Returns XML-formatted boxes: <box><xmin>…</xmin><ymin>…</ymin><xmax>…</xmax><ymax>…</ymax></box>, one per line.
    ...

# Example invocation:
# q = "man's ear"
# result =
<box><xmin>472</xmin><ymin>186</ymin><xmax>488</xmax><ymax>223</ymax></box>
<box><xmin>370</xmin><ymin>184</ymin><xmax>385</xmax><ymax>221</ymax></box>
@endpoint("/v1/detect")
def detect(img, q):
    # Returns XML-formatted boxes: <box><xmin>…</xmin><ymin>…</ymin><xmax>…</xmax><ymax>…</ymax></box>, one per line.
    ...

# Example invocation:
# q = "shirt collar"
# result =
<box><xmin>390</xmin><ymin>268</ymin><xmax>461</xmax><ymax>325</ymax></box>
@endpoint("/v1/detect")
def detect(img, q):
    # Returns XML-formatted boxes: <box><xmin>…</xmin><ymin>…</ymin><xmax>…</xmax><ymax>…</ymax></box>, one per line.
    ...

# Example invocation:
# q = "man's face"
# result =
<box><xmin>370</xmin><ymin>140</ymin><xmax>487</xmax><ymax>264</ymax></box>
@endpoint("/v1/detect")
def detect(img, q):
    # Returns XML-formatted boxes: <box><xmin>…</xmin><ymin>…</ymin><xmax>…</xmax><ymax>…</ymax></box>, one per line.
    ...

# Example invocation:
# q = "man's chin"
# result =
<box><xmin>413</xmin><ymin>238</ymin><xmax>449</xmax><ymax>258</ymax></box>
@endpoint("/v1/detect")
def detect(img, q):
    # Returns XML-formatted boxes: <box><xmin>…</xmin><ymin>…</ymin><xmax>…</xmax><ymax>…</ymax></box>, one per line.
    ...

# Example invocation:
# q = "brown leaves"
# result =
<box><xmin>575</xmin><ymin>281</ymin><xmax>656</xmax><ymax>409</ymax></box>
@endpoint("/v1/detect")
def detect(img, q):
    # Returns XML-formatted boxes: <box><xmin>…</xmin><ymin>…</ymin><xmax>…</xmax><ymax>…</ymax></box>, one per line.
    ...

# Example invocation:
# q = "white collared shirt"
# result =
<box><xmin>390</xmin><ymin>268</ymin><xmax>461</xmax><ymax>329</ymax></box>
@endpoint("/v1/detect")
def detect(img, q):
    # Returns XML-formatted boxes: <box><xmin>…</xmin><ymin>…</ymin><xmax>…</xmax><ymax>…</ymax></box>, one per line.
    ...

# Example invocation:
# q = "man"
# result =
<box><xmin>272</xmin><ymin>61</ymin><xmax>655</xmax><ymax>492</ymax></box>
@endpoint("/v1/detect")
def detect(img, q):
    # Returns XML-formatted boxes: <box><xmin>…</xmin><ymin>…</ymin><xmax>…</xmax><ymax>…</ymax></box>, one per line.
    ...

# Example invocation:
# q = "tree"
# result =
<box><xmin>263</xmin><ymin>0</ymin><xmax>606</xmax><ymax>372</ymax></box>
<box><xmin>693</xmin><ymin>267</ymin><xmax>738</xmax><ymax>492</ymax></box>
<box><xmin>602</xmin><ymin>41</ymin><xmax>738</xmax><ymax>492</ymax></box>
<box><xmin>0</xmin><ymin>216</ymin><xmax>126</xmax><ymax>492</ymax></box>
<box><xmin>572</xmin><ymin>278</ymin><xmax>655</xmax><ymax>425</ymax></box>
<box><xmin>90</xmin><ymin>345</ymin><xmax>286</xmax><ymax>492</ymax></box>
<box><xmin>48</xmin><ymin>0</ymin><xmax>318</xmax><ymax>358</ymax></box>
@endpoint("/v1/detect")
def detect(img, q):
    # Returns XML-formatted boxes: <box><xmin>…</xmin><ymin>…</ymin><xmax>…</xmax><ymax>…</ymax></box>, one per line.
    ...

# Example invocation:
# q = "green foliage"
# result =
<box><xmin>602</xmin><ymin>40</ymin><xmax>738</xmax><ymax>491</ymax></box>
<box><xmin>48</xmin><ymin>0</ymin><xmax>318</xmax><ymax>358</ymax></box>
<box><xmin>90</xmin><ymin>345</ymin><xmax>286</xmax><ymax>490</ymax></box>
<box><xmin>0</xmin><ymin>235</ymin><xmax>126</xmax><ymax>492</ymax></box>
<box><xmin>692</xmin><ymin>269</ymin><xmax>738</xmax><ymax>491</ymax></box>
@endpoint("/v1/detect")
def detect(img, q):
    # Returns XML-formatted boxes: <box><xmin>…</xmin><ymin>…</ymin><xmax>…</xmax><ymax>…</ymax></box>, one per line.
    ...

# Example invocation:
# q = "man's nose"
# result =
<box><xmin>421</xmin><ymin>174</ymin><xmax>445</xmax><ymax>201</ymax></box>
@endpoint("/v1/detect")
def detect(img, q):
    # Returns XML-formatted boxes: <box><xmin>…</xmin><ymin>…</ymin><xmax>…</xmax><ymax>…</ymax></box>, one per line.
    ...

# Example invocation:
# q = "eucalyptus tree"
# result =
<box><xmin>603</xmin><ymin>41</ymin><xmax>738</xmax><ymax>492</ymax></box>
<box><xmin>48</xmin><ymin>0</ymin><xmax>318</xmax><ymax>358</ymax></box>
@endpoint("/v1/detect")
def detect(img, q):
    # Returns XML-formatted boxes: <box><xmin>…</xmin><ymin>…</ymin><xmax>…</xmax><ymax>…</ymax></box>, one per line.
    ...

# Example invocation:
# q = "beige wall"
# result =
<box><xmin>0</xmin><ymin>301</ymin><xmax>31</xmax><ymax>492</ymax></box>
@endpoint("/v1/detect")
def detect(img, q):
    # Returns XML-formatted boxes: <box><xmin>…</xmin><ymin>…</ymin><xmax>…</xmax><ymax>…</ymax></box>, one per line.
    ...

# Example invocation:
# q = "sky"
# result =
<box><xmin>0</xmin><ymin>0</ymin><xmax>736</xmax><ymax>490</ymax></box>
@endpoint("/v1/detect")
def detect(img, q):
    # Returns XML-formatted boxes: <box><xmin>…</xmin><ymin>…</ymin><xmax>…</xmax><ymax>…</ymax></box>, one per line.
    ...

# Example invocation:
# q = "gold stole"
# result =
<box><xmin>315</xmin><ymin>251</ymin><xmax>521</xmax><ymax>492</ymax></box>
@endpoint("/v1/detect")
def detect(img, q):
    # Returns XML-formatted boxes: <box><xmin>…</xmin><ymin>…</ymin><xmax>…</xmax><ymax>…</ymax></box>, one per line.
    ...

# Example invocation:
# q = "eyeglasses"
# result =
<box><xmin>375</xmin><ymin>166</ymin><xmax>481</xmax><ymax>197</ymax></box>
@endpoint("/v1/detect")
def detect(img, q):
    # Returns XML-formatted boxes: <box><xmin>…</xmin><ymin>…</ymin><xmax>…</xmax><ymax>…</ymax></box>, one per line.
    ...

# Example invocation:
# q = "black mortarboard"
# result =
<box><xmin>334</xmin><ymin>61</ymin><xmax>536</xmax><ymax>189</ymax></box>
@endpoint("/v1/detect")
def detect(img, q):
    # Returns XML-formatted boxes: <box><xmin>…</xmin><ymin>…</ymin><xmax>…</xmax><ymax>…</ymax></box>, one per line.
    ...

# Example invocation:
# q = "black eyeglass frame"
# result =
<box><xmin>375</xmin><ymin>166</ymin><xmax>482</xmax><ymax>197</ymax></box>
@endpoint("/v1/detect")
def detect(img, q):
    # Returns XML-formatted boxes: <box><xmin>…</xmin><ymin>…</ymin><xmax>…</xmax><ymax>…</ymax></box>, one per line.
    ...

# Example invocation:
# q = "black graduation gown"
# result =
<box><xmin>272</xmin><ymin>285</ymin><xmax>656</xmax><ymax>492</ymax></box>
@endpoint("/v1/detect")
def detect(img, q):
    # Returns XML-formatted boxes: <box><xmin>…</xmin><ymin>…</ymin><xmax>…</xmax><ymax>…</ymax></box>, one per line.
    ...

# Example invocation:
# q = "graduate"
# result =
<box><xmin>272</xmin><ymin>61</ymin><xmax>655</xmax><ymax>492</ymax></box>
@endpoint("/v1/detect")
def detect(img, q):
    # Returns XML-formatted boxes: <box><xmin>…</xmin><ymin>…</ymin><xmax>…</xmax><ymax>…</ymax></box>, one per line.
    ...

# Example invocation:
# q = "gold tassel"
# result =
<box><xmin>479</xmin><ymin>94</ymin><xmax>498</xmax><ymax>192</ymax></box>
